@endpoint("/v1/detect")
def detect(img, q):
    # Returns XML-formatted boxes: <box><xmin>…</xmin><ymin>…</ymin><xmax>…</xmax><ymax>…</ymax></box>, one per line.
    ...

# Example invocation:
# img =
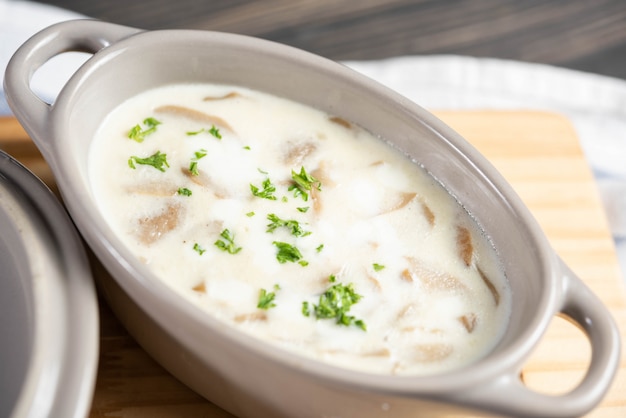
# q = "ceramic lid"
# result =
<box><xmin>0</xmin><ymin>150</ymin><xmax>98</xmax><ymax>418</ymax></box>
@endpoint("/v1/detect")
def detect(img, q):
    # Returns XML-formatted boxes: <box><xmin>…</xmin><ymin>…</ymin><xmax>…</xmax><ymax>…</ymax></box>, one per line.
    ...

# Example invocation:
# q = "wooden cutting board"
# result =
<box><xmin>1</xmin><ymin>111</ymin><xmax>625</xmax><ymax>417</ymax></box>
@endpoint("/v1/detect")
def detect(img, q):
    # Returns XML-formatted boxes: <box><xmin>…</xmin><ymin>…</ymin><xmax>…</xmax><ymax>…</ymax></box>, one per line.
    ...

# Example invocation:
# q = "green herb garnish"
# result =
<box><xmin>189</xmin><ymin>161</ymin><xmax>199</xmax><ymax>176</ymax></box>
<box><xmin>303</xmin><ymin>281</ymin><xmax>366</xmax><ymax>331</ymax></box>
<box><xmin>266</xmin><ymin>214</ymin><xmax>311</xmax><ymax>237</ymax></box>
<box><xmin>186</xmin><ymin>125</ymin><xmax>222</xmax><ymax>139</ymax></box>
<box><xmin>193</xmin><ymin>243</ymin><xmax>206</xmax><ymax>255</ymax></box>
<box><xmin>208</xmin><ymin>125</ymin><xmax>222</xmax><ymax>139</ymax></box>
<box><xmin>250</xmin><ymin>178</ymin><xmax>277</xmax><ymax>200</ymax></box>
<box><xmin>302</xmin><ymin>301</ymin><xmax>310</xmax><ymax>316</ymax></box>
<box><xmin>214</xmin><ymin>229</ymin><xmax>242</xmax><ymax>254</ymax></box>
<box><xmin>246</xmin><ymin>211</ymin><xmax>255</xmax><ymax>217</ymax></box>
<box><xmin>297</xmin><ymin>207</ymin><xmax>310</xmax><ymax>213</ymax></box>
<box><xmin>272</xmin><ymin>241</ymin><xmax>305</xmax><ymax>264</ymax></box>
<box><xmin>289</xmin><ymin>166</ymin><xmax>321</xmax><ymax>201</ymax></box>
<box><xmin>177</xmin><ymin>187</ymin><xmax>192</xmax><ymax>196</ymax></box>
<box><xmin>257</xmin><ymin>285</ymin><xmax>280</xmax><ymax>310</ymax></box>
<box><xmin>316</xmin><ymin>244</ymin><xmax>324</xmax><ymax>253</ymax></box>
<box><xmin>128</xmin><ymin>151</ymin><xmax>169</xmax><ymax>172</ymax></box>
<box><xmin>128</xmin><ymin>117</ymin><xmax>161</xmax><ymax>142</ymax></box>
<box><xmin>188</xmin><ymin>148</ymin><xmax>207</xmax><ymax>176</ymax></box>
<box><xmin>373</xmin><ymin>263</ymin><xmax>385</xmax><ymax>272</ymax></box>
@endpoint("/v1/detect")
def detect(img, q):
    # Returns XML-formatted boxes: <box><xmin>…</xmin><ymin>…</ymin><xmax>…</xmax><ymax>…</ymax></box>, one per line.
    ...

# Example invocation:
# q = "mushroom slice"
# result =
<box><xmin>367</xmin><ymin>274</ymin><xmax>382</xmax><ymax>292</ymax></box>
<box><xmin>396</xmin><ymin>303</ymin><xmax>416</xmax><ymax>319</ymax></box>
<box><xmin>400</xmin><ymin>268</ymin><xmax>415</xmax><ymax>283</ymax></box>
<box><xmin>310</xmin><ymin>184</ymin><xmax>323</xmax><ymax>214</ymax></box>
<box><xmin>311</xmin><ymin>161</ymin><xmax>335</xmax><ymax>188</ymax></box>
<box><xmin>329</xmin><ymin>116</ymin><xmax>353</xmax><ymax>130</ymax></box>
<box><xmin>182</xmin><ymin>167</ymin><xmax>210</xmax><ymax>186</ymax></box>
<box><xmin>372</xmin><ymin>191</ymin><xmax>416</xmax><ymax>216</ymax></box>
<box><xmin>192</xmin><ymin>282</ymin><xmax>207</xmax><ymax>293</ymax></box>
<box><xmin>154</xmin><ymin>105</ymin><xmax>234</xmax><ymax>133</ymax></box>
<box><xmin>203</xmin><ymin>92</ymin><xmax>241</xmax><ymax>101</ymax></box>
<box><xmin>420</xmin><ymin>199</ymin><xmax>436</xmax><ymax>226</ymax></box>
<box><xmin>456</xmin><ymin>225</ymin><xmax>473</xmax><ymax>267</ymax></box>
<box><xmin>361</xmin><ymin>348</ymin><xmax>391</xmax><ymax>358</ymax></box>
<box><xmin>181</xmin><ymin>167</ymin><xmax>229</xmax><ymax>198</ymax></box>
<box><xmin>284</xmin><ymin>141</ymin><xmax>317</xmax><ymax>166</ymax></box>
<box><xmin>126</xmin><ymin>181</ymin><xmax>177</xmax><ymax>197</ymax></box>
<box><xmin>459</xmin><ymin>313</ymin><xmax>478</xmax><ymax>333</ymax></box>
<box><xmin>136</xmin><ymin>202</ymin><xmax>182</xmax><ymax>244</ymax></box>
<box><xmin>477</xmin><ymin>266</ymin><xmax>501</xmax><ymax>306</ymax></box>
<box><xmin>412</xmin><ymin>344</ymin><xmax>453</xmax><ymax>362</ymax></box>
<box><xmin>399</xmin><ymin>325</ymin><xmax>444</xmax><ymax>335</ymax></box>
<box><xmin>404</xmin><ymin>257</ymin><xmax>467</xmax><ymax>293</ymax></box>
<box><xmin>234</xmin><ymin>311</ymin><xmax>268</xmax><ymax>323</ymax></box>
<box><xmin>382</xmin><ymin>192</ymin><xmax>416</xmax><ymax>214</ymax></box>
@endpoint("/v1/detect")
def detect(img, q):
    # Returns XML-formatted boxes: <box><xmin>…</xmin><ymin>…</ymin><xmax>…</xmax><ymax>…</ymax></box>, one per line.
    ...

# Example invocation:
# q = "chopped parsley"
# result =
<box><xmin>266</xmin><ymin>214</ymin><xmax>311</xmax><ymax>237</ymax></box>
<box><xmin>128</xmin><ymin>117</ymin><xmax>161</xmax><ymax>142</ymax></box>
<box><xmin>194</xmin><ymin>149</ymin><xmax>208</xmax><ymax>159</ymax></box>
<box><xmin>214</xmin><ymin>229</ymin><xmax>242</xmax><ymax>254</ymax></box>
<box><xmin>250</xmin><ymin>178</ymin><xmax>277</xmax><ymax>200</ymax></box>
<box><xmin>193</xmin><ymin>243</ymin><xmax>206</xmax><ymax>255</ymax></box>
<box><xmin>208</xmin><ymin>125</ymin><xmax>222</xmax><ymax>139</ymax></box>
<box><xmin>316</xmin><ymin>244</ymin><xmax>324</xmax><ymax>253</ymax></box>
<box><xmin>257</xmin><ymin>284</ymin><xmax>280</xmax><ymax>310</ymax></box>
<box><xmin>297</xmin><ymin>207</ymin><xmax>310</xmax><ymax>213</ymax></box>
<box><xmin>272</xmin><ymin>241</ymin><xmax>306</xmax><ymax>265</ymax></box>
<box><xmin>186</xmin><ymin>125</ymin><xmax>222</xmax><ymax>139</ymax></box>
<box><xmin>189</xmin><ymin>161</ymin><xmax>199</xmax><ymax>176</ymax></box>
<box><xmin>246</xmin><ymin>211</ymin><xmax>255</xmax><ymax>217</ymax></box>
<box><xmin>128</xmin><ymin>151</ymin><xmax>169</xmax><ymax>172</ymax></box>
<box><xmin>177</xmin><ymin>187</ymin><xmax>192</xmax><ymax>196</ymax></box>
<box><xmin>189</xmin><ymin>148</ymin><xmax>207</xmax><ymax>176</ymax></box>
<box><xmin>303</xmin><ymin>281</ymin><xmax>366</xmax><ymax>331</ymax></box>
<box><xmin>289</xmin><ymin>166</ymin><xmax>321</xmax><ymax>201</ymax></box>
<box><xmin>373</xmin><ymin>263</ymin><xmax>385</xmax><ymax>272</ymax></box>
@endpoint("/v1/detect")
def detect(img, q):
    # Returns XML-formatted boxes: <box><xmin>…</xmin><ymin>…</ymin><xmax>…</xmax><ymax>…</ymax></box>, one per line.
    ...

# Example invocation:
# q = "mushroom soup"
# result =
<box><xmin>89</xmin><ymin>83</ymin><xmax>511</xmax><ymax>375</ymax></box>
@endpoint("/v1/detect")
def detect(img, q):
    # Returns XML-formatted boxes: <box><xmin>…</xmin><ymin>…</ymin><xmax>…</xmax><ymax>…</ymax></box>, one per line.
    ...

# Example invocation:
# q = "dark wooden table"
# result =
<box><xmin>36</xmin><ymin>0</ymin><xmax>626</xmax><ymax>80</ymax></box>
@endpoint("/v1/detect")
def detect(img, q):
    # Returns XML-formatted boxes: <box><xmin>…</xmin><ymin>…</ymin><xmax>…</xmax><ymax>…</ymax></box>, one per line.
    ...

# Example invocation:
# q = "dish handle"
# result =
<box><xmin>3</xmin><ymin>19</ymin><xmax>140</xmax><ymax>156</ymax></box>
<box><xmin>463</xmin><ymin>258</ymin><xmax>620</xmax><ymax>417</ymax></box>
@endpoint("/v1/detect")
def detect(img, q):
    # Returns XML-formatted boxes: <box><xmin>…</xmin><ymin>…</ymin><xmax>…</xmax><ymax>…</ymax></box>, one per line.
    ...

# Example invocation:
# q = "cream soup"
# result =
<box><xmin>89</xmin><ymin>83</ymin><xmax>510</xmax><ymax>375</ymax></box>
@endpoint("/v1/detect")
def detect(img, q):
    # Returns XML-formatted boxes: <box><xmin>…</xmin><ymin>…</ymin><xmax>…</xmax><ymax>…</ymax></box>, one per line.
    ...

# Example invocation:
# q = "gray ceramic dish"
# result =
<box><xmin>0</xmin><ymin>151</ymin><xmax>99</xmax><ymax>418</ymax></box>
<box><xmin>4</xmin><ymin>19</ymin><xmax>621</xmax><ymax>417</ymax></box>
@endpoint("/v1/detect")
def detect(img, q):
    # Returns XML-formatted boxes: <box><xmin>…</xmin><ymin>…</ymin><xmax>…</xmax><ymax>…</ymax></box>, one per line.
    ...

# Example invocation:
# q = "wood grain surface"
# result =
<box><xmin>35</xmin><ymin>0</ymin><xmax>626</xmax><ymax>80</ymax></box>
<box><xmin>1</xmin><ymin>111</ymin><xmax>625</xmax><ymax>417</ymax></box>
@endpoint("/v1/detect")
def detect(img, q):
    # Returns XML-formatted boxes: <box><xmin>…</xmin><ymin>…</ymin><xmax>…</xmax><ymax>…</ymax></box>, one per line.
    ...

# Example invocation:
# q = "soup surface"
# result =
<box><xmin>89</xmin><ymin>83</ymin><xmax>510</xmax><ymax>375</ymax></box>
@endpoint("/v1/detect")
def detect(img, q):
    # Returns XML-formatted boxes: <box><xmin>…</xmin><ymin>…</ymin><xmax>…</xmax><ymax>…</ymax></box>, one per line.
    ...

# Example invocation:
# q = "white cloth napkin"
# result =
<box><xmin>2</xmin><ymin>1</ymin><xmax>625</xmax><ymax>282</ymax></box>
<box><xmin>0</xmin><ymin>0</ymin><xmax>86</xmax><ymax>114</ymax></box>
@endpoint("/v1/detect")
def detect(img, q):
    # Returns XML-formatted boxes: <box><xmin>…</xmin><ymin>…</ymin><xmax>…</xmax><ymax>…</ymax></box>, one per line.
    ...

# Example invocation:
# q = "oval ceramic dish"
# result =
<box><xmin>0</xmin><ymin>150</ymin><xmax>99</xmax><ymax>418</ymax></box>
<box><xmin>4</xmin><ymin>19</ymin><xmax>621</xmax><ymax>418</ymax></box>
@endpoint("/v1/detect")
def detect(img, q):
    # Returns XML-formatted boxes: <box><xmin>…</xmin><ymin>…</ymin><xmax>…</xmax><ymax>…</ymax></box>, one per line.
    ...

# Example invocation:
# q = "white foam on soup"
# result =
<box><xmin>89</xmin><ymin>83</ymin><xmax>511</xmax><ymax>375</ymax></box>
